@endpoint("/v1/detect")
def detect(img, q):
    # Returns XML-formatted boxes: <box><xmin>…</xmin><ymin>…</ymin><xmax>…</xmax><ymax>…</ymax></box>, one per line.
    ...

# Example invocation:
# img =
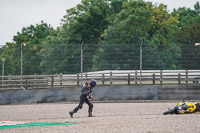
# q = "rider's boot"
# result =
<box><xmin>88</xmin><ymin>112</ymin><xmax>93</xmax><ymax>117</ymax></box>
<box><xmin>69</xmin><ymin>111</ymin><xmax>74</xmax><ymax>118</ymax></box>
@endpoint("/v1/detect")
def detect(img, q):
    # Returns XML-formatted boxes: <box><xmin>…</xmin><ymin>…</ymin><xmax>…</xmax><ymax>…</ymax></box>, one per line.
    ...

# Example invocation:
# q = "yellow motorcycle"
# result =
<box><xmin>163</xmin><ymin>101</ymin><xmax>200</xmax><ymax>115</ymax></box>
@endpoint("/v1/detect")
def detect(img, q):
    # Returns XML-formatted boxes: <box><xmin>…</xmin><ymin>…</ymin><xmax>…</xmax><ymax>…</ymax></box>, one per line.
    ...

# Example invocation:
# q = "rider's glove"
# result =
<box><xmin>89</xmin><ymin>96</ymin><xmax>94</xmax><ymax>101</ymax></box>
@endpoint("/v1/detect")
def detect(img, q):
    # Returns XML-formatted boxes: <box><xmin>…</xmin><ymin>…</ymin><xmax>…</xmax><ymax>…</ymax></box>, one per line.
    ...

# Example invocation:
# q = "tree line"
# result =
<box><xmin>0</xmin><ymin>0</ymin><xmax>200</xmax><ymax>75</ymax></box>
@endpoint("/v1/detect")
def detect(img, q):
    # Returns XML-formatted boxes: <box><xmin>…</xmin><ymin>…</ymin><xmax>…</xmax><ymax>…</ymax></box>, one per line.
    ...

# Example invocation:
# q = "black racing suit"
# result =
<box><xmin>73</xmin><ymin>82</ymin><xmax>93</xmax><ymax>113</ymax></box>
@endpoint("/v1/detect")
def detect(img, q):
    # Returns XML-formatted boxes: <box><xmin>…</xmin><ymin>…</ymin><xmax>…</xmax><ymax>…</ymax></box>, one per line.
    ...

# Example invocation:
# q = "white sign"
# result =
<box><xmin>195</xmin><ymin>43</ymin><xmax>200</xmax><ymax>46</ymax></box>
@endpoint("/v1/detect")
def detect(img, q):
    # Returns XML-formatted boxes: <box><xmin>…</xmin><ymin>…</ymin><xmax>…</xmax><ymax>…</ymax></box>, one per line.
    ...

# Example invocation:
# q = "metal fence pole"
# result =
<box><xmin>2</xmin><ymin>58</ymin><xmax>5</xmax><ymax>76</ymax></box>
<box><xmin>21</xmin><ymin>43</ymin><xmax>26</xmax><ymax>90</ymax></box>
<box><xmin>140</xmin><ymin>42</ymin><xmax>143</xmax><ymax>86</ymax></box>
<box><xmin>81</xmin><ymin>43</ymin><xmax>83</xmax><ymax>86</ymax></box>
<box><xmin>2</xmin><ymin>58</ymin><xmax>5</xmax><ymax>87</ymax></box>
<box><xmin>21</xmin><ymin>43</ymin><xmax>23</xmax><ymax>89</ymax></box>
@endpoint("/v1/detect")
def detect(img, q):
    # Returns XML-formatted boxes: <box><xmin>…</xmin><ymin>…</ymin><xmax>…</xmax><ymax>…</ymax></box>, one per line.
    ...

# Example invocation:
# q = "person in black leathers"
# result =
<box><xmin>69</xmin><ymin>79</ymin><xmax>96</xmax><ymax>118</ymax></box>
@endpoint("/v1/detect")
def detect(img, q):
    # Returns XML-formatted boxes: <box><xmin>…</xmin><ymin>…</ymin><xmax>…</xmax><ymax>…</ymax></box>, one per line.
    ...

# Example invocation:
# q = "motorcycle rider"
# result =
<box><xmin>69</xmin><ymin>79</ymin><xmax>96</xmax><ymax>118</ymax></box>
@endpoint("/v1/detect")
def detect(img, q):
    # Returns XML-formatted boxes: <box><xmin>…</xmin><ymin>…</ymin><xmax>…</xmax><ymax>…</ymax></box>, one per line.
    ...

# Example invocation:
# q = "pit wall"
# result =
<box><xmin>0</xmin><ymin>85</ymin><xmax>200</xmax><ymax>104</ymax></box>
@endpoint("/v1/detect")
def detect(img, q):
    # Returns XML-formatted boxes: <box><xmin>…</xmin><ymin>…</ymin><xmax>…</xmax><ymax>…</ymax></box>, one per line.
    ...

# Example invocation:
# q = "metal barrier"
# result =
<box><xmin>0</xmin><ymin>70</ymin><xmax>200</xmax><ymax>90</ymax></box>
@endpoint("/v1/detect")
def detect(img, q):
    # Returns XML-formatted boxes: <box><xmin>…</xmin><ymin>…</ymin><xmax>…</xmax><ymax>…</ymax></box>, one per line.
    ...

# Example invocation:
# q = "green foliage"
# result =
<box><xmin>172</xmin><ymin>2</ymin><xmax>200</xmax><ymax>69</ymax></box>
<box><xmin>40</xmin><ymin>28</ymin><xmax>68</xmax><ymax>74</ymax></box>
<box><xmin>0</xmin><ymin>0</ymin><xmax>200</xmax><ymax>75</ymax></box>
<box><xmin>175</xmin><ymin>17</ymin><xmax>200</xmax><ymax>69</ymax></box>
<box><xmin>61</xmin><ymin>0</ymin><xmax>114</xmax><ymax>73</ymax></box>
<box><xmin>62</xmin><ymin>0</ymin><xmax>110</xmax><ymax>43</ymax></box>
<box><xmin>0</xmin><ymin>21</ymin><xmax>54</xmax><ymax>75</ymax></box>
<box><xmin>98</xmin><ymin>0</ymin><xmax>181</xmax><ymax>70</ymax></box>
<box><xmin>0</xmin><ymin>43</ymin><xmax>17</xmax><ymax>75</ymax></box>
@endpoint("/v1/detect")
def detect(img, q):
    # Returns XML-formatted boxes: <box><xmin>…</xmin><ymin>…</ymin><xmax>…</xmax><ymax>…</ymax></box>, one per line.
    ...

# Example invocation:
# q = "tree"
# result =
<box><xmin>175</xmin><ymin>17</ymin><xmax>200</xmax><ymax>69</ymax></box>
<box><xmin>61</xmin><ymin>0</ymin><xmax>118</xmax><ymax>72</ymax></box>
<box><xmin>173</xmin><ymin>2</ymin><xmax>200</xmax><ymax>69</ymax></box>
<box><xmin>0</xmin><ymin>21</ymin><xmax>54</xmax><ymax>75</ymax></box>
<box><xmin>97</xmin><ymin>0</ymin><xmax>181</xmax><ymax>70</ymax></box>
<box><xmin>40</xmin><ymin>28</ymin><xmax>81</xmax><ymax>74</ymax></box>
<box><xmin>0</xmin><ymin>43</ymin><xmax>17</xmax><ymax>75</ymax></box>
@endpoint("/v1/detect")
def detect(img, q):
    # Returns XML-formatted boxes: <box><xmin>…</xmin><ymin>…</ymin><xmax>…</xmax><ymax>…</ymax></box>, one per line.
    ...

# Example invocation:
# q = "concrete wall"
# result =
<box><xmin>158</xmin><ymin>85</ymin><xmax>200</xmax><ymax>100</ymax></box>
<box><xmin>0</xmin><ymin>88</ymin><xmax>80</xmax><ymax>104</ymax></box>
<box><xmin>0</xmin><ymin>85</ymin><xmax>200</xmax><ymax>104</ymax></box>
<box><xmin>93</xmin><ymin>85</ymin><xmax>158</xmax><ymax>100</ymax></box>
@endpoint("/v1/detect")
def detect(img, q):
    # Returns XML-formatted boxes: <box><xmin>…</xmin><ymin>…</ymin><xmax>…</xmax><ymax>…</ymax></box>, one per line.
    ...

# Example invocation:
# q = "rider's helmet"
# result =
<box><xmin>89</xmin><ymin>79</ymin><xmax>96</xmax><ymax>87</ymax></box>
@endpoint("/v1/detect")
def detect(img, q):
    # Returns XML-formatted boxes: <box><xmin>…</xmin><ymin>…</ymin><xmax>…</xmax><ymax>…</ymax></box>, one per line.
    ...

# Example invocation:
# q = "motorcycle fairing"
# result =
<box><xmin>176</xmin><ymin>101</ymin><xmax>197</xmax><ymax>114</ymax></box>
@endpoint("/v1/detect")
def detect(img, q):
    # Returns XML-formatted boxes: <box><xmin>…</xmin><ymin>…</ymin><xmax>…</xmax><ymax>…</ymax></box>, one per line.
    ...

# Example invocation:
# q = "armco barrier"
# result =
<box><xmin>0</xmin><ymin>85</ymin><xmax>200</xmax><ymax>104</ymax></box>
<box><xmin>1</xmin><ymin>70</ymin><xmax>200</xmax><ymax>89</ymax></box>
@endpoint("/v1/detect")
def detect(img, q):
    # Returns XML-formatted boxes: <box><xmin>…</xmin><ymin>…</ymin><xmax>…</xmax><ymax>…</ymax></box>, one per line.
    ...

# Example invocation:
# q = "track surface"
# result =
<box><xmin>0</xmin><ymin>102</ymin><xmax>200</xmax><ymax>133</ymax></box>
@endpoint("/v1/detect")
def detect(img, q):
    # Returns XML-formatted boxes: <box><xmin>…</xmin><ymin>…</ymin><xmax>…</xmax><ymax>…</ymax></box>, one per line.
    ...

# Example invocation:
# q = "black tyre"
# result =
<box><xmin>195</xmin><ymin>104</ymin><xmax>200</xmax><ymax>111</ymax></box>
<box><xmin>163</xmin><ymin>108</ymin><xmax>176</xmax><ymax>115</ymax></box>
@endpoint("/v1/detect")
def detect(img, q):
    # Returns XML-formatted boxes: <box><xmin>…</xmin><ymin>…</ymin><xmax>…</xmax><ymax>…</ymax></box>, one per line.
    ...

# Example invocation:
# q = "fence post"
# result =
<box><xmin>60</xmin><ymin>73</ymin><xmax>63</xmax><ymax>86</ymax></box>
<box><xmin>34</xmin><ymin>73</ymin><xmax>37</xmax><ymax>88</ymax></box>
<box><xmin>128</xmin><ymin>74</ymin><xmax>130</xmax><ymax>85</ymax></box>
<box><xmin>0</xmin><ymin>76</ymin><xmax>2</xmax><ymax>88</ymax></box>
<box><xmin>160</xmin><ymin>70</ymin><xmax>163</xmax><ymax>85</ymax></box>
<box><xmin>85</xmin><ymin>72</ymin><xmax>88</xmax><ymax>81</ymax></box>
<box><xmin>102</xmin><ymin>73</ymin><xmax>105</xmax><ymax>85</ymax></box>
<box><xmin>8</xmin><ymin>74</ymin><xmax>11</xmax><ymax>88</ymax></box>
<box><xmin>1</xmin><ymin>76</ymin><xmax>4</xmax><ymax>87</ymax></box>
<box><xmin>178</xmin><ymin>73</ymin><xmax>181</xmax><ymax>85</ymax></box>
<box><xmin>185</xmin><ymin>70</ymin><xmax>188</xmax><ymax>85</ymax></box>
<box><xmin>51</xmin><ymin>74</ymin><xmax>54</xmax><ymax>88</ymax></box>
<box><xmin>135</xmin><ymin>71</ymin><xmax>137</xmax><ymax>85</ymax></box>
<box><xmin>25</xmin><ymin>76</ymin><xmax>28</xmax><ymax>90</ymax></box>
<box><xmin>153</xmin><ymin>74</ymin><xmax>155</xmax><ymax>85</ymax></box>
<box><xmin>77</xmin><ymin>74</ymin><xmax>79</xmax><ymax>87</ymax></box>
<box><xmin>110</xmin><ymin>72</ymin><xmax>112</xmax><ymax>85</ymax></box>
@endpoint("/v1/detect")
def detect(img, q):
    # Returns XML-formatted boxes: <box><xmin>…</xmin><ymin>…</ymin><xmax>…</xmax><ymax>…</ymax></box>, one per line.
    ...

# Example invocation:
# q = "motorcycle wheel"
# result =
<box><xmin>163</xmin><ymin>108</ymin><xmax>176</xmax><ymax>115</ymax></box>
<box><xmin>195</xmin><ymin>104</ymin><xmax>200</xmax><ymax>111</ymax></box>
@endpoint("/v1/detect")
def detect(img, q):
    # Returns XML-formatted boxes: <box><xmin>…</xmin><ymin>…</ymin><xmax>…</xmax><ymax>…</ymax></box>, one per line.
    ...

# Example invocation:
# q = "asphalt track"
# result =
<box><xmin>0</xmin><ymin>101</ymin><xmax>200</xmax><ymax>133</ymax></box>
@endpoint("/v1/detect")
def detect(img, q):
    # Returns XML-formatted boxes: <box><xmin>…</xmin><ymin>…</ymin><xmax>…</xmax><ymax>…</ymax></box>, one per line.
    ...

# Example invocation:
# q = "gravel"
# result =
<box><xmin>0</xmin><ymin>101</ymin><xmax>200</xmax><ymax>133</ymax></box>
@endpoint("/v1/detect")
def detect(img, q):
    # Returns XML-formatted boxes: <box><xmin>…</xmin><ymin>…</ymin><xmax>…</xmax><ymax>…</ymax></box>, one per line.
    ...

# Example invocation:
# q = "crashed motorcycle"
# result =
<box><xmin>163</xmin><ymin>101</ymin><xmax>200</xmax><ymax>115</ymax></box>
